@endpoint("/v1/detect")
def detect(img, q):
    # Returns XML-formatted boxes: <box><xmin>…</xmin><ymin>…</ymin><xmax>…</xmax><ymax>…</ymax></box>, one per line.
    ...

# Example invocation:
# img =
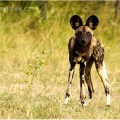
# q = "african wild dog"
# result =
<box><xmin>64</xmin><ymin>15</ymin><xmax>110</xmax><ymax>106</ymax></box>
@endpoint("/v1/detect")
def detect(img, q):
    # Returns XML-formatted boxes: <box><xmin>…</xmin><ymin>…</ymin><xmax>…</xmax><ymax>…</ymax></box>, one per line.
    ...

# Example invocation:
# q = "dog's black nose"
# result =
<box><xmin>81</xmin><ymin>40</ymin><xmax>86</xmax><ymax>44</ymax></box>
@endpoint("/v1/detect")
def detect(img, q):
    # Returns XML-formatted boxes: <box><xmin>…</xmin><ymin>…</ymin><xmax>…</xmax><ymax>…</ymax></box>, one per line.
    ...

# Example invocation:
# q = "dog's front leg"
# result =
<box><xmin>80</xmin><ymin>61</ymin><xmax>87</xmax><ymax>106</ymax></box>
<box><xmin>64</xmin><ymin>61</ymin><xmax>76</xmax><ymax>104</ymax></box>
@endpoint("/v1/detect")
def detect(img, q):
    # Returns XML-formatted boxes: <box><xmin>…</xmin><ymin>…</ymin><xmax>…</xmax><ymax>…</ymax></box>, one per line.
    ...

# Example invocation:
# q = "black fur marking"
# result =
<box><xmin>66</xmin><ymin>93</ymin><xmax>70</xmax><ymax>97</ymax></box>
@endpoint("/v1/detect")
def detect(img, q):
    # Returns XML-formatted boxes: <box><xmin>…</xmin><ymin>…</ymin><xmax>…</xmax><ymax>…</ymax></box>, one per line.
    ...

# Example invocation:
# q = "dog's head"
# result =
<box><xmin>70</xmin><ymin>15</ymin><xmax>99</xmax><ymax>46</ymax></box>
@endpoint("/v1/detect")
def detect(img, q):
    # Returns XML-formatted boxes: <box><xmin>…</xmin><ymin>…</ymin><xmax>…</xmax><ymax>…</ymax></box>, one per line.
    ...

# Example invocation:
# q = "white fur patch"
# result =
<box><xmin>103</xmin><ymin>62</ymin><xmax>111</xmax><ymax>87</ymax></box>
<box><xmin>82</xmin><ymin>74</ymin><xmax>85</xmax><ymax>80</ymax></box>
<box><xmin>106</xmin><ymin>94</ymin><xmax>110</xmax><ymax>106</ymax></box>
<box><xmin>64</xmin><ymin>97</ymin><xmax>69</xmax><ymax>105</ymax></box>
<box><xmin>82</xmin><ymin>101</ymin><xmax>87</xmax><ymax>106</ymax></box>
<box><xmin>69</xmin><ymin>70</ymin><xmax>74</xmax><ymax>80</ymax></box>
<box><xmin>103</xmin><ymin>62</ymin><xmax>108</xmax><ymax>80</ymax></box>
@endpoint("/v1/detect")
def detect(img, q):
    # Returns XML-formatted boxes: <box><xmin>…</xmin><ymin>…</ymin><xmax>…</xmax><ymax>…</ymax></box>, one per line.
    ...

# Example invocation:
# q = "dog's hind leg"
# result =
<box><xmin>64</xmin><ymin>61</ymin><xmax>76</xmax><ymax>104</ymax></box>
<box><xmin>95</xmin><ymin>61</ymin><xmax>110</xmax><ymax>106</ymax></box>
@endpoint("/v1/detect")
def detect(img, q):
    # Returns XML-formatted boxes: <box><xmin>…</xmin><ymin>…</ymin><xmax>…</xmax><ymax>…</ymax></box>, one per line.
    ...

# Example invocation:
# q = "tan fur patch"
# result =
<box><xmin>75</xmin><ymin>26</ymin><xmax>84</xmax><ymax>34</ymax></box>
<box><xmin>91</xmin><ymin>37</ymin><xmax>97</xmax><ymax>47</ymax></box>
<box><xmin>69</xmin><ymin>36</ymin><xmax>76</xmax><ymax>50</ymax></box>
<box><xmin>85</xmin><ymin>26</ymin><xmax>93</xmax><ymax>35</ymax></box>
<box><xmin>75</xmin><ymin>26</ymin><xmax>93</xmax><ymax>35</ymax></box>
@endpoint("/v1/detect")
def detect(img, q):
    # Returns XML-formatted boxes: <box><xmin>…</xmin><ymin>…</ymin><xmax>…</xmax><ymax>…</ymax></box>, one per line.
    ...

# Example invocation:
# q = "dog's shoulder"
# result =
<box><xmin>91</xmin><ymin>37</ymin><xmax>104</xmax><ymax>61</ymax></box>
<box><xmin>68</xmin><ymin>35</ymin><xmax>76</xmax><ymax>50</ymax></box>
<box><xmin>91</xmin><ymin>37</ymin><xmax>104</xmax><ymax>49</ymax></box>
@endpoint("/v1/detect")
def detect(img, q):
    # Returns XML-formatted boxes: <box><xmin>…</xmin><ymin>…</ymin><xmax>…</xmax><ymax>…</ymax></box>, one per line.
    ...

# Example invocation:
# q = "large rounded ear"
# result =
<box><xmin>70</xmin><ymin>15</ymin><xmax>83</xmax><ymax>30</ymax></box>
<box><xmin>86</xmin><ymin>15</ymin><xmax>99</xmax><ymax>30</ymax></box>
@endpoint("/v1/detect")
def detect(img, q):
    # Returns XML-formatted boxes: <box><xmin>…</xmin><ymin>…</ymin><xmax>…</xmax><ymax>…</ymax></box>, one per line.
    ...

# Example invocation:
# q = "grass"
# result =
<box><xmin>0</xmin><ymin>1</ymin><xmax>120</xmax><ymax>119</ymax></box>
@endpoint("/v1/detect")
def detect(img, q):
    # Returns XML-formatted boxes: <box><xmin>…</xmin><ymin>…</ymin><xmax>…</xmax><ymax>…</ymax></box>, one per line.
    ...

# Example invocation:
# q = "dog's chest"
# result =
<box><xmin>73</xmin><ymin>44</ymin><xmax>93</xmax><ymax>63</ymax></box>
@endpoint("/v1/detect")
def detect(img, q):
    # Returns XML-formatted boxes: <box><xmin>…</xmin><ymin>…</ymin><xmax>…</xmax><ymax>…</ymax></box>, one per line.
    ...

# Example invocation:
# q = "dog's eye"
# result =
<box><xmin>86</xmin><ymin>32</ymin><xmax>91</xmax><ymax>35</ymax></box>
<box><xmin>86</xmin><ymin>32</ymin><xmax>92</xmax><ymax>37</ymax></box>
<box><xmin>76</xmin><ymin>31</ymin><xmax>82</xmax><ymax>35</ymax></box>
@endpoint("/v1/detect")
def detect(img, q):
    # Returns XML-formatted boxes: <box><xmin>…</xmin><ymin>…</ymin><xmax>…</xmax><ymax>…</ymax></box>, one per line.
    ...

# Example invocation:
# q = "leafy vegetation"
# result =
<box><xmin>0</xmin><ymin>1</ymin><xmax>120</xmax><ymax>119</ymax></box>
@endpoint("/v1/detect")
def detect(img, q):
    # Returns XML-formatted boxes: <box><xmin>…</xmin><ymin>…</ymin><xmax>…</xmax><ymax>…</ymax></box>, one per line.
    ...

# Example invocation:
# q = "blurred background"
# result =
<box><xmin>0</xmin><ymin>1</ymin><xmax>120</xmax><ymax>119</ymax></box>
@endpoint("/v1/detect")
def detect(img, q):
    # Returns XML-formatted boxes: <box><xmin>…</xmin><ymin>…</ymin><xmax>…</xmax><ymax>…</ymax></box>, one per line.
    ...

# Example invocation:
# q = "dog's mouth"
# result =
<box><xmin>78</xmin><ymin>39</ymin><xmax>88</xmax><ymax>46</ymax></box>
<box><xmin>80</xmin><ymin>40</ymin><xmax>87</xmax><ymax>46</ymax></box>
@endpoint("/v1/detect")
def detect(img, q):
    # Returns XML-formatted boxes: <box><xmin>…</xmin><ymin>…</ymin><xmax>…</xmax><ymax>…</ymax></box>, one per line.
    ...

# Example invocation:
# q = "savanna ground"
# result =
<box><xmin>0</xmin><ymin>1</ymin><xmax>120</xmax><ymax>119</ymax></box>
